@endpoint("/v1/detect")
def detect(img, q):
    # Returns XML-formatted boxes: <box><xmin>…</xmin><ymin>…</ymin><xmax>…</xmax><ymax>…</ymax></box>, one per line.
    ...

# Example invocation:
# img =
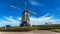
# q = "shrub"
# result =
<box><xmin>0</xmin><ymin>26</ymin><xmax>37</xmax><ymax>32</ymax></box>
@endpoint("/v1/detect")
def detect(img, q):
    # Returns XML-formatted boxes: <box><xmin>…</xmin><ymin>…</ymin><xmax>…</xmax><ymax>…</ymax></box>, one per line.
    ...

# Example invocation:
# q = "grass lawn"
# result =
<box><xmin>51</xmin><ymin>29</ymin><xmax>60</xmax><ymax>33</ymax></box>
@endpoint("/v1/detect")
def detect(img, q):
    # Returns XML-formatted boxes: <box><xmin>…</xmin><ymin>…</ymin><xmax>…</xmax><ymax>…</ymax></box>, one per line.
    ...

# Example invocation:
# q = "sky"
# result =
<box><xmin>0</xmin><ymin>0</ymin><xmax>60</xmax><ymax>26</ymax></box>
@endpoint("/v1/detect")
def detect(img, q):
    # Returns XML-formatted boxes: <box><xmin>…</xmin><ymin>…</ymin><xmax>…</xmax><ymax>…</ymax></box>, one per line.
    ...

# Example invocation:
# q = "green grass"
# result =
<box><xmin>51</xmin><ymin>29</ymin><xmax>60</xmax><ymax>33</ymax></box>
<box><xmin>0</xmin><ymin>26</ymin><xmax>37</xmax><ymax>32</ymax></box>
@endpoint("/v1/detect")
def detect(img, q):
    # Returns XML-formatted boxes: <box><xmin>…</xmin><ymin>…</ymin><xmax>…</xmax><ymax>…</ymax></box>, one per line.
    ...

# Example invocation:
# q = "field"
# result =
<box><xmin>0</xmin><ymin>24</ymin><xmax>60</xmax><ymax>33</ymax></box>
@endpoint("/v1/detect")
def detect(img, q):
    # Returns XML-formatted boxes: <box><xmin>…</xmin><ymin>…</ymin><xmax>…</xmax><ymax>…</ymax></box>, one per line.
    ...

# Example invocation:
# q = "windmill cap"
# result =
<box><xmin>22</xmin><ymin>10</ymin><xmax>29</xmax><ymax>14</ymax></box>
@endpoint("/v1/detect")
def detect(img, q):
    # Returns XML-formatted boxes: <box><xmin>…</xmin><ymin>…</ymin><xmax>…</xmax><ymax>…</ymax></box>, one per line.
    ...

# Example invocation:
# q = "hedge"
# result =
<box><xmin>0</xmin><ymin>26</ymin><xmax>36</xmax><ymax>32</ymax></box>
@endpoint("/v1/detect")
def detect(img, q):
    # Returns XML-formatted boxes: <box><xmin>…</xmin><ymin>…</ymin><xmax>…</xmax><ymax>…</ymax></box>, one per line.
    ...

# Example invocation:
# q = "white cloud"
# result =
<box><xmin>30</xmin><ymin>15</ymin><xmax>54</xmax><ymax>25</ymax></box>
<box><xmin>0</xmin><ymin>16</ymin><xmax>20</xmax><ymax>26</ymax></box>
<box><xmin>30</xmin><ymin>13</ymin><xmax>60</xmax><ymax>25</ymax></box>
<box><xmin>4</xmin><ymin>16</ymin><xmax>15</xmax><ymax>21</ymax></box>
<box><xmin>0</xmin><ymin>13</ymin><xmax>60</xmax><ymax>26</ymax></box>
<box><xmin>30</xmin><ymin>0</ymin><xmax>44</xmax><ymax>6</ymax></box>
<box><xmin>18</xmin><ymin>17</ymin><xmax>21</xmax><ymax>20</ymax></box>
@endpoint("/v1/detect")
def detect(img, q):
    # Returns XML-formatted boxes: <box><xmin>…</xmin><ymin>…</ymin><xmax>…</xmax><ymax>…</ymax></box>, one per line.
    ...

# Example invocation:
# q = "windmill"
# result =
<box><xmin>10</xmin><ymin>0</ymin><xmax>37</xmax><ymax>26</ymax></box>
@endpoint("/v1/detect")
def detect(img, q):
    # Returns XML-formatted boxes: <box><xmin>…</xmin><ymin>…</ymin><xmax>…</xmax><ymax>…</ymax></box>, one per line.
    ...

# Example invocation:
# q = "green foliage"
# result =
<box><xmin>0</xmin><ymin>26</ymin><xmax>36</xmax><ymax>32</ymax></box>
<box><xmin>51</xmin><ymin>29</ymin><xmax>60</xmax><ymax>32</ymax></box>
<box><xmin>33</xmin><ymin>25</ymin><xmax>60</xmax><ymax>30</ymax></box>
<box><xmin>0</xmin><ymin>25</ymin><xmax>60</xmax><ymax>32</ymax></box>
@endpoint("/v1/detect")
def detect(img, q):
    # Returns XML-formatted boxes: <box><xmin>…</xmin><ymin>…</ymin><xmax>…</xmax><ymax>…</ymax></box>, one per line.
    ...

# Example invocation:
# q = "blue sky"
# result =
<box><xmin>0</xmin><ymin>0</ymin><xmax>60</xmax><ymax>26</ymax></box>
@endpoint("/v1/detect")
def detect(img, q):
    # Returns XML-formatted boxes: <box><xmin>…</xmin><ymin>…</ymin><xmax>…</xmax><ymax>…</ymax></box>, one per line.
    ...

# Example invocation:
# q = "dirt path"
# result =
<box><xmin>0</xmin><ymin>30</ymin><xmax>60</xmax><ymax>34</ymax></box>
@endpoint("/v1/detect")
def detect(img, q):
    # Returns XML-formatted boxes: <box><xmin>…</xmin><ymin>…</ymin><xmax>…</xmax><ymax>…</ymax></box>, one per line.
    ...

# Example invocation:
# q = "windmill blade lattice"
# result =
<box><xmin>10</xmin><ymin>5</ymin><xmax>24</xmax><ymax>10</ymax></box>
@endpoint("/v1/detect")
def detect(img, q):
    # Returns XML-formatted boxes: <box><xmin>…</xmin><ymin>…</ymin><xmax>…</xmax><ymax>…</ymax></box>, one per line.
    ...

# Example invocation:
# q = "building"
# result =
<box><xmin>20</xmin><ymin>10</ymin><xmax>30</xmax><ymax>26</ymax></box>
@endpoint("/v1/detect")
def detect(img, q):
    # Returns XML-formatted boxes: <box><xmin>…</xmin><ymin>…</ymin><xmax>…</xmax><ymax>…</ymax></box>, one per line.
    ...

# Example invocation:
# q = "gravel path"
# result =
<box><xmin>0</xmin><ymin>30</ymin><xmax>60</xmax><ymax>34</ymax></box>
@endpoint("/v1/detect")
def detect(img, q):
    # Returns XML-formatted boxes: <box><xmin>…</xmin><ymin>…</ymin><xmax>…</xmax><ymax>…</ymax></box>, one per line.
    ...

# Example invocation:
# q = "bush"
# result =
<box><xmin>0</xmin><ymin>26</ymin><xmax>37</xmax><ymax>32</ymax></box>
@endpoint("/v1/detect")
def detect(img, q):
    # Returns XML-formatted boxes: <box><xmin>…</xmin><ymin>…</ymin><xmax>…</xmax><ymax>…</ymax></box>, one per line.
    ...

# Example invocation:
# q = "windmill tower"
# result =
<box><xmin>10</xmin><ymin>0</ymin><xmax>37</xmax><ymax>26</ymax></box>
<box><xmin>20</xmin><ymin>0</ymin><xmax>30</xmax><ymax>26</ymax></box>
<box><xmin>21</xmin><ymin>11</ymin><xmax>30</xmax><ymax>26</ymax></box>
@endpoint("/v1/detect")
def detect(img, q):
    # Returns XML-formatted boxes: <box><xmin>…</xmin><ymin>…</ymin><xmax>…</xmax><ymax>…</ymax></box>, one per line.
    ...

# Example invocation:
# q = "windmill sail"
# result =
<box><xmin>25</xmin><ymin>0</ymin><xmax>28</xmax><ymax>10</ymax></box>
<box><xmin>10</xmin><ymin>5</ymin><xmax>24</xmax><ymax>10</ymax></box>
